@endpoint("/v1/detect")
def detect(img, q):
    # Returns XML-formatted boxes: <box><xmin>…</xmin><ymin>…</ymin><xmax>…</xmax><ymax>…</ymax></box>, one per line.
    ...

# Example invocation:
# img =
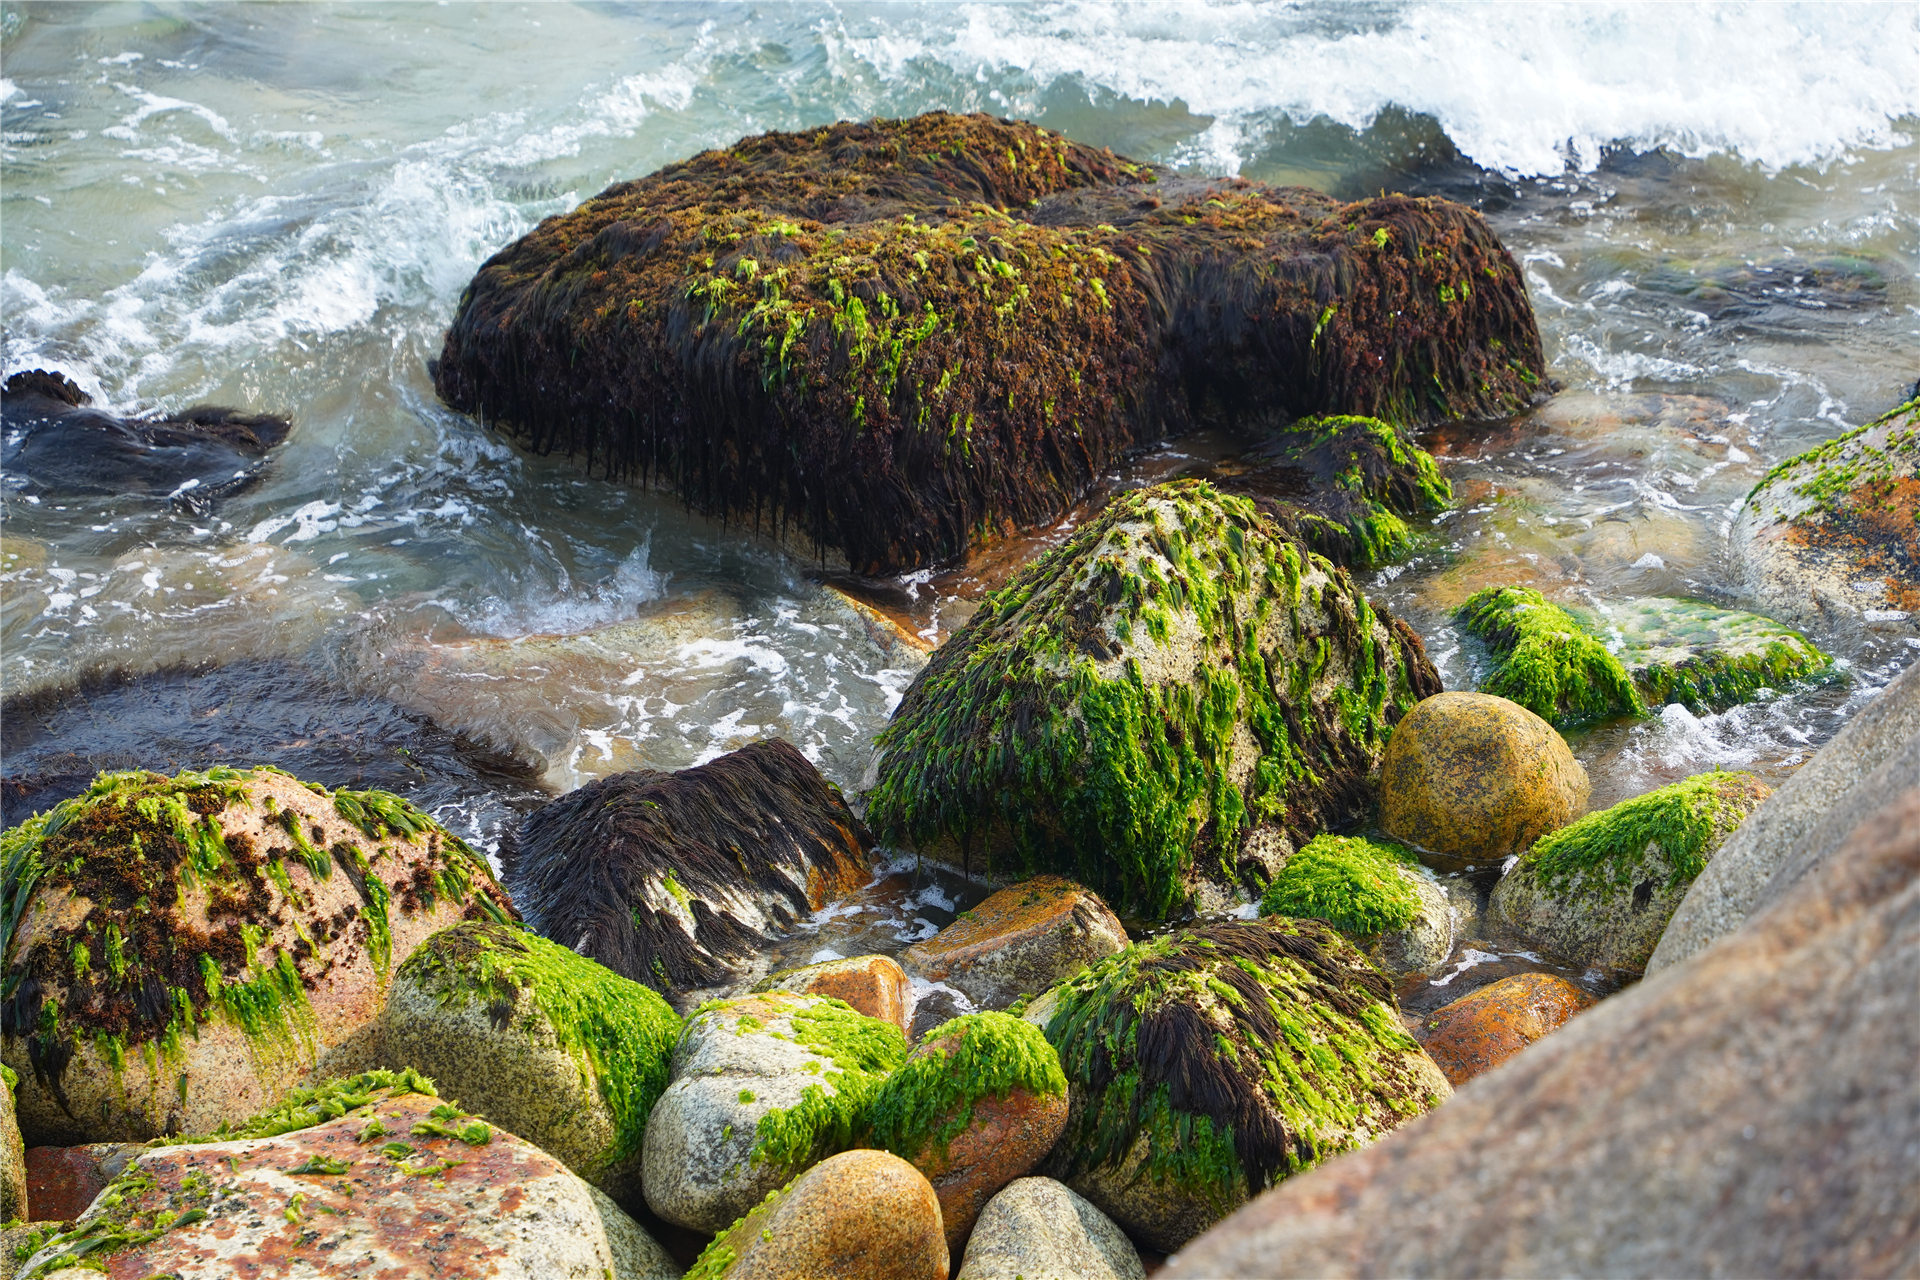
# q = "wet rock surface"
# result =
<box><xmin>1597</xmin><ymin>596</ymin><xmax>1832</xmax><ymax>712</ymax></box>
<box><xmin>899</xmin><ymin>876</ymin><xmax>1128</xmax><ymax>1010</ymax></box>
<box><xmin>956</xmin><ymin>1176</ymin><xmax>1144</xmax><ymax>1280</ymax></box>
<box><xmin>20</xmin><ymin>1143</ymin><xmax>138</xmax><ymax>1225</ymax></box>
<box><xmin>1410</xmin><ymin>971</ymin><xmax>1596</xmax><ymax>1087</ymax></box>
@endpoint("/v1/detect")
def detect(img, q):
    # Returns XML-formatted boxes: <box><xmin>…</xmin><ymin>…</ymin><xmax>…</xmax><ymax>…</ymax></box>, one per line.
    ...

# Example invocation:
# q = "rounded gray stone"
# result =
<box><xmin>958</xmin><ymin>1176</ymin><xmax>1145</xmax><ymax>1280</ymax></box>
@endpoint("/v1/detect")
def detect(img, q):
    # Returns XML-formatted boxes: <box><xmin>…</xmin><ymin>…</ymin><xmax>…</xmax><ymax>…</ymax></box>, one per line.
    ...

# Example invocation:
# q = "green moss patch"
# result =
<box><xmin>1258</xmin><ymin>834</ymin><xmax>1424</xmax><ymax>939</ymax></box>
<box><xmin>868</xmin><ymin>479</ymin><xmax>1439</xmax><ymax>922</ymax></box>
<box><xmin>1040</xmin><ymin>918</ymin><xmax>1442</xmax><ymax>1214</ymax></box>
<box><xmin>1588</xmin><ymin>597</ymin><xmax>1832</xmax><ymax>712</ymax></box>
<box><xmin>865</xmin><ymin>1011</ymin><xmax>1066</xmax><ymax>1166</ymax></box>
<box><xmin>397</xmin><ymin>921</ymin><xmax>681</xmax><ymax>1174</ymax></box>
<box><xmin>1457</xmin><ymin>585</ymin><xmax>1646</xmax><ymax>726</ymax></box>
<box><xmin>1521</xmin><ymin>770</ymin><xmax>1768</xmax><ymax>899</ymax></box>
<box><xmin>749</xmin><ymin>997</ymin><xmax>906</xmax><ymax>1176</ymax></box>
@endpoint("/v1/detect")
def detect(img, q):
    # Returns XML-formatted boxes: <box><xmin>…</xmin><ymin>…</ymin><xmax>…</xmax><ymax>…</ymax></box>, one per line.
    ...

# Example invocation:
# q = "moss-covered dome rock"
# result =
<box><xmin>0</xmin><ymin>768</ymin><xmax>517</xmax><ymax>1146</ymax></box>
<box><xmin>1489</xmin><ymin>770</ymin><xmax>1771</xmax><ymax>972</ymax></box>
<box><xmin>1258</xmin><ymin>834</ymin><xmax>1455</xmax><ymax>974</ymax></box>
<box><xmin>1457</xmin><ymin>585</ymin><xmax>1646</xmax><ymax>726</ymax></box>
<box><xmin>867</xmin><ymin>479</ymin><xmax>1441</xmax><ymax>923</ymax></box>
<box><xmin>432</xmin><ymin>111</ymin><xmax>1545</xmax><ymax>574</ymax></box>
<box><xmin>1733</xmin><ymin>395</ymin><xmax>1920</xmax><ymax>641</ymax></box>
<box><xmin>1031</xmin><ymin>918</ymin><xmax>1450</xmax><ymax>1252</ymax></box>
<box><xmin>1378</xmin><ymin>692</ymin><xmax>1590</xmax><ymax>870</ymax></box>
<box><xmin>373</xmin><ymin>920</ymin><xmax>681</xmax><ymax>1203</ymax></box>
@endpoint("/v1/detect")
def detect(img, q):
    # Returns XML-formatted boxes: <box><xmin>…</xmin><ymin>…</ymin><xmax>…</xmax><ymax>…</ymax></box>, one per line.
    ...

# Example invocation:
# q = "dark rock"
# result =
<box><xmin>1</xmin><ymin>369</ymin><xmax>289</xmax><ymax>513</ymax></box>
<box><xmin>508</xmin><ymin>738</ymin><xmax>874</xmax><ymax>997</ymax></box>
<box><xmin>433</xmin><ymin>112</ymin><xmax>1545</xmax><ymax>573</ymax></box>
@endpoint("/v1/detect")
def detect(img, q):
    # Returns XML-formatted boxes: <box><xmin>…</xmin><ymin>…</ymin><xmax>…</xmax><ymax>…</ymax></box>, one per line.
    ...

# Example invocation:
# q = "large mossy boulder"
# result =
<box><xmin>1489</xmin><ymin>770</ymin><xmax>1771</xmax><ymax>971</ymax></box>
<box><xmin>372</xmin><ymin>920</ymin><xmax>681</xmax><ymax>1203</ymax></box>
<box><xmin>868</xmin><ymin>480</ymin><xmax>1441</xmax><ymax>923</ymax></box>
<box><xmin>0</xmin><ymin>767</ymin><xmax>517</xmax><ymax>1145</ymax></box>
<box><xmin>433</xmin><ymin>111</ymin><xmax>1544</xmax><ymax>573</ymax></box>
<box><xmin>509</xmin><ymin>738</ymin><xmax>873</xmax><ymax>998</ymax></box>
<box><xmin>1733</xmin><ymin>395</ymin><xmax>1920</xmax><ymax>639</ymax></box>
<box><xmin>1258</xmin><ymin>834</ymin><xmax>1454</xmax><ymax>974</ymax></box>
<box><xmin>1032</xmin><ymin>919</ymin><xmax>1450</xmax><ymax>1252</ymax></box>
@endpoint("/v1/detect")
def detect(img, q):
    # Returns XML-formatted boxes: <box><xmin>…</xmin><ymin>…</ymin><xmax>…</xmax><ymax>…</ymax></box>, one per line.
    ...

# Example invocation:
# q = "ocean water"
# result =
<box><xmin>4</xmin><ymin>1</ymin><xmax>1918</xmax><ymax>868</ymax></box>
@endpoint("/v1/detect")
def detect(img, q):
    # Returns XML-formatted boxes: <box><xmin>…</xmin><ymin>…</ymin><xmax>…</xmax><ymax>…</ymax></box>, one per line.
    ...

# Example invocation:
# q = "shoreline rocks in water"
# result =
<box><xmin>432</xmin><ymin>111</ymin><xmax>1545</xmax><ymax>573</ymax></box>
<box><xmin>0</xmin><ymin>767</ymin><xmax>517</xmax><ymax>1145</ymax></box>
<box><xmin>508</xmin><ymin>738</ymin><xmax>873</xmax><ymax>999</ymax></box>
<box><xmin>868</xmin><ymin>479</ymin><xmax>1441</xmax><ymax>924</ymax></box>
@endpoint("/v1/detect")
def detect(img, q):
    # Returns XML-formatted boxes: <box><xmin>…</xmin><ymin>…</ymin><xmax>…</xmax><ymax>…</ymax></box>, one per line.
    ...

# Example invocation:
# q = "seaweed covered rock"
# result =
<box><xmin>642</xmin><ymin>992</ymin><xmax>907</xmax><ymax>1233</ymax></box>
<box><xmin>433</xmin><ymin>112</ymin><xmax>1545</xmax><ymax>573</ymax></box>
<box><xmin>1600</xmin><ymin>597</ymin><xmax>1832</xmax><ymax>711</ymax></box>
<box><xmin>687</xmin><ymin>1148</ymin><xmax>948</xmax><ymax>1280</ymax></box>
<box><xmin>754</xmin><ymin>954</ymin><xmax>913</xmax><ymax>1034</ymax></box>
<box><xmin>1734</xmin><ymin>396</ymin><xmax>1920</xmax><ymax>638</ymax></box>
<box><xmin>0</xmin><ymin>767</ymin><xmax>517</xmax><ymax>1145</ymax></box>
<box><xmin>867</xmin><ymin>1012</ymin><xmax>1069</xmax><ymax>1249</ymax></box>
<box><xmin>1258</xmin><ymin>834</ymin><xmax>1453</xmax><ymax>974</ymax></box>
<box><xmin>899</xmin><ymin>876</ymin><xmax>1129</xmax><ymax>1011</ymax></box>
<box><xmin>1034</xmin><ymin>919</ymin><xmax>1450</xmax><ymax>1251</ymax></box>
<box><xmin>1457</xmin><ymin>586</ymin><xmax>1646</xmax><ymax>726</ymax></box>
<box><xmin>869</xmin><ymin>480</ymin><xmax>1441</xmax><ymax>923</ymax></box>
<box><xmin>1379</xmin><ymin>692</ymin><xmax>1590</xmax><ymax>870</ymax></box>
<box><xmin>371</xmin><ymin>920</ymin><xmax>681</xmax><ymax>1203</ymax></box>
<box><xmin>956</xmin><ymin>1177</ymin><xmax>1144</xmax><ymax>1280</ymax></box>
<box><xmin>510</xmin><ymin>738</ymin><xmax>873</xmax><ymax>997</ymax></box>
<box><xmin>1411</xmin><ymin>972</ymin><xmax>1596</xmax><ymax>1087</ymax></box>
<box><xmin>14</xmin><ymin>1070</ymin><xmax>677</xmax><ymax>1280</ymax></box>
<box><xmin>1237</xmin><ymin>415</ymin><xmax>1453</xmax><ymax>569</ymax></box>
<box><xmin>1489</xmin><ymin>771</ymin><xmax>1770</xmax><ymax>971</ymax></box>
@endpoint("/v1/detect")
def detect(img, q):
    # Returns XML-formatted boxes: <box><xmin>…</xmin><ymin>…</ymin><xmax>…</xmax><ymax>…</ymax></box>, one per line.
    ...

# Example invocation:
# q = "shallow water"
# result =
<box><xmin>5</xmin><ymin>4</ymin><xmax>1919</xmax><ymax>923</ymax></box>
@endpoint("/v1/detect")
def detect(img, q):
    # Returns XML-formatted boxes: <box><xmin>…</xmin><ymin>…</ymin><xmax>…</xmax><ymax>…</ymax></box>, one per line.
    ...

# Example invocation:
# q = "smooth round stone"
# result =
<box><xmin>696</xmin><ymin>1148</ymin><xmax>948</xmax><ymax>1280</ymax></box>
<box><xmin>957</xmin><ymin>1176</ymin><xmax>1143</xmax><ymax>1280</ymax></box>
<box><xmin>1412</xmin><ymin>972</ymin><xmax>1597</xmax><ymax>1087</ymax></box>
<box><xmin>1380</xmin><ymin>692</ymin><xmax>1590</xmax><ymax>870</ymax></box>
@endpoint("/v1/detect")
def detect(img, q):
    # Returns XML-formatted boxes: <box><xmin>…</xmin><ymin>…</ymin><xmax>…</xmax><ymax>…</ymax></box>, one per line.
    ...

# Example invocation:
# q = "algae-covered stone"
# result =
<box><xmin>869</xmin><ymin>479</ymin><xmax>1441</xmax><ymax>924</ymax></box>
<box><xmin>867</xmin><ymin>1012</ymin><xmax>1069</xmax><ymax>1250</ymax></box>
<box><xmin>1035</xmin><ymin>918</ymin><xmax>1450</xmax><ymax>1251</ymax></box>
<box><xmin>642</xmin><ymin>992</ymin><xmax>907</xmax><ymax>1232</ymax></box>
<box><xmin>0</xmin><ymin>767</ymin><xmax>517</xmax><ymax>1146</ymax></box>
<box><xmin>434</xmin><ymin>112</ymin><xmax>1544</xmax><ymax>575</ymax></box>
<box><xmin>511</xmin><ymin>738</ymin><xmax>873</xmax><ymax>997</ymax></box>
<box><xmin>899</xmin><ymin>876</ymin><xmax>1129</xmax><ymax>1011</ymax></box>
<box><xmin>1379</xmin><ymin>692</ymin><xmax>1590</xmax><ymax>870</ymax></box>
<box><xmin>1490</xmin><ymin>770</ymin><xmax>1771</xmax><ymax>972</ymax></box>
<box><xmin>1241</xmin><ymin>415</ymin><xmax>1453</xmax><ymax>570</ymax></box>
<box><xmin>754</xmin><ymin>954</ymin><xmax>913</xmax><ymax>1035</ymax></box>
<box><xmin>372</xmin><ymin>920</ymin><xmax>680</xmax><ymax>1202</ymax></box>
<box><xmin>1734</xmin><ymin>396</ymin><xmax>1920</xmax><ymax>638</ymax></box>
<box><xmin>1458</xmin><ymin>585</ymin><xmax>1646</xmax><ymax>726</ymax></box>
<box><xmin>1593</xmin><ymin>597</ymin><xmax>1832</xmax><ymax>711</ymax></box>
<box><xmin>957</xmin><ymin>1176</ymin><xmax>1144</xmax><ymax>1280</ymax></box>
<box><xmin>1258</xmin><ymin>834</ymin><xmax>1454</xmax><ymax>975</ymax></box>
<box><xmin>686</xmin><ymin>1148</ymin><xmax>948</xmax><ymax>1280</ymax></box>
<box><xmin>15</xmin><ymin>1070</ymin><xmax>676</xmax><ymax>1280</ymax></box>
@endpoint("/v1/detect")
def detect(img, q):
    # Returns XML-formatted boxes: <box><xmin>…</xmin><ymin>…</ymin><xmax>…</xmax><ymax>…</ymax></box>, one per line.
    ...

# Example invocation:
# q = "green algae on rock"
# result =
<box><xmin>1245</xmin><ymin>416</ymin><xmax>1453</xmax><ymax>570</ymax></box>
<box><xmin>1035</xmin><ymin>918</ymin><xmax>1450</xmax><ymax>1251</ymax></box>
<box><xmin>867</xmin><ymin>1011</ymin><xmax>1066</xmax><ymax>1165</ymax></box>
<box><xmin>1591</xmin><ymin>597</ymin><xmax>1832</xmax><ymax>712</ymax></box>
<box><xmin>0</xmin><ymin>767</ymin><xmax>517</xmax><ymax>1146</ymax></box>
<box><xmin>376</xmin><ymin>921</ymin><xmax>681</xmax><ymax>1195</ymax></box>
<box><xmin>868</xmin><ymin>479</ymin><xmax>1441</xmax><ymax>924</ymax></box>
<box><xmin>1258</xmin><ymin>834</ymin><xmax>1423</xmax><ymax>938</ymax></box>
<box><xmin>1489</xmin><ymin>770</ymin><xmax>1771</xmax><ymax>971</ymax></box>
<box><xmin>1457</xmin><ymin>585</ymin><xmax>1646</xmax><ymax>726</ymax></box>
<box><xmin>433</xmin><ymin>111</ymin><xmax>1545</xmax><ymax>573</ymax></box>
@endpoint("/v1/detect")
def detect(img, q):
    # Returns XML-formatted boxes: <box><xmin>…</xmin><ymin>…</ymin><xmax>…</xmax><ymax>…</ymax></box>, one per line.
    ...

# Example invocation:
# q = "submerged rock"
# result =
<box><xmin>869</xmin><ymin>480</ymin><xmax>1441</xmax><ymax>924</ymax></box>
<box><xmin>510</xmin><ymin>738</ymin><xmax>873</xmax><ymax>997</ymax></box>
<box><xmin>1411</xmin><ymin>971</ymin><xmax>1596</xmax><ymax>1087</ymax></box>
<box><xmin>866</xmin><ymin>1012</ymin><xmax>1069</xmax><ymax>1250</ymax></box>
<box><xmin>642</xmin><ymin>992</ymin><xmax>907</xmax><ymax>1233</ymax></box>
<box><xmin>687</xmin><ymin>1148</ymin><xmax>948</xmax><ymax>1280</ymax></box>
<box><xmin>956</xmin><ymin>1176</ymin><xmax>1144</xmax><ymax>1280</ymax></box>
<box><xmin>1379</xmin><ymin>692</ymin><xmax>1590</xmax><ymax>870</ymax></box>
<box><xmin>1258</xmin><ymin>834</ymin><xmax>1454</xmax><ymax>975</ymax></box>
<box><xmin>433</xmin><ymin>112</ymin><xmax>1545</xmax><ymax>574</ymax></box>
<box><xmin>0</xmin><ymin>767</ymin><xmax>517</xmax><ymax>1145</ymax></box>
<box><xmin>1456</xmin><ymin>585</ymin><xmax>1646</xmax><ymax>726</ymax></box>
<box><xmin>1596</xmin><ymin>596</ymin><xmax>1831</xmax><ymax>711</ymax></box>
<box><xmin>1035</xmin><ymin>919</ymin><xmax>1450</xmax><ymax>1251</ymax></box>
<box><xmin>898</xmin><ymin>876</ymin><xmax>1129</xmax><ymax>1011</ymax></box>
<box><xmin>1734</xmin><ymin>395</ymin><xmax>1920</xmax><ymax>638</ymax></box>
<box><xmin>1</xmin><ymin>369</ymin><xmax>290</xmax><ymax>514</ymax></box>
<box><xmin>15</xmin><ymin>1070</ymin><xmax>677</xmax><ymax>1280</ymax></box>
<box><xmin>755</xmin><ymin>954</ymin><xmax>913</xmax><ymax>1035</ymax></box>
<box><xmin>372</xmin><ymin>921</ymin><xmax>681</xmax><ymax>1203</ymax></box>
<box><xmin>1489</xmin><ymin>770</ymin><xmax>1771</xmax><ymax>972</ymax></box>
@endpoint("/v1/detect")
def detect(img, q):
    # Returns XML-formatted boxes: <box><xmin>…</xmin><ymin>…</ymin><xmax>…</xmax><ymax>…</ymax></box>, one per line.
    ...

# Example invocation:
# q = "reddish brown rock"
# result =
<box><xmin>694</xmin><ymin>1148</ymin><xmax>949</xmax><ymax>1280</ymax></box>
<box><xmin>1163</xmin><ymin>759</ymin><xmax>1920</xmax><ymax>1278</ymax></box>
<box><xmin>900</xmin><ymin>876</ymin><xmax>1128</xmax><ymax>1010</ymax></box>
<box><xmin>21</xmin><ymin>1144</ymin><xmax>138</xmax><ymax>1223</ymax></box>
<box><xmin>755</xmin><ymin>954</ymin><xmax>913</xmax><ymax>1034</ymax></box>
<box><xmin>1411</xmin><ymin>973</ymin><xmax>1596</xmax><ymax>1087</ymax></box>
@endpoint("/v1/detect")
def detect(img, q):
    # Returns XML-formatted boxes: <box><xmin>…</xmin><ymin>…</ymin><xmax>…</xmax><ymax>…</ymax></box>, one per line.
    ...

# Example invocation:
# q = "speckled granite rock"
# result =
<box><xmin>900</xmin><ymin>877</ymin><xmax>1129</xmax><ymax>1010</ymax></box>
<box><xmin>957</xmin><ymin>1177</ymin><xmax>1144</xmax><ymax>1280</ymax></box>
<box><xmin>1</xmin><ymin>1067</ymin><xmax>23</xmax><ymax>1222</ymax></box>
<box><xmin>754</xmin><ymin>954</ymin><xmax>913</xmax><ymax>1035</ymax></box>
<box><xmin>20</xmin><ymin>1143</ymin><xmax>139</xmax><ymax>1224</ymax></box>
<box><xmin>1411</xmin><ymin>972</ymin><xmax>1596</xmax><ymax>1087</ymax></box>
